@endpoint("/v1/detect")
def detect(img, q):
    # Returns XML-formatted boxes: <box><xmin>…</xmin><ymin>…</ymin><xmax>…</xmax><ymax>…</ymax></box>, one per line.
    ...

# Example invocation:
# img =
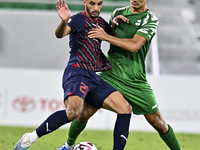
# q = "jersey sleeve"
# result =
<box><xmin>68</xmin><ymin>13</ymin><xmax>85</xmax><ymax>33</ymax></box>
<box><xmin>136</xmin><ymin>12</ymin><xmax>159</xmax><ymax>41</ymax></box>
<box><xmin>108</xmin><ymin>8</ymin><xmax>119</xmax><ymax>25</ymax></box>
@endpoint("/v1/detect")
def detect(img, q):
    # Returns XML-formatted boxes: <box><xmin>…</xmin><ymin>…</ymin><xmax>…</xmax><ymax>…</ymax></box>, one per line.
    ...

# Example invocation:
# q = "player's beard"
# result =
<box><xmin>86</xmin><ymin>6</ymin><xmax>101</xmax><ymax>19</ymax></box>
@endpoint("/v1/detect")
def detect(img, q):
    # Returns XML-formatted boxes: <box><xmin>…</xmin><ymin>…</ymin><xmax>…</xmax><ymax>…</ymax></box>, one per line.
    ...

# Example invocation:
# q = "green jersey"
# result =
<box><xmin>107</xmin><ymin>6</ymin><xmax>158</xmax><ymax>84</ymax></box>
<box><xmin>99</xmin><ymin>6</ymin><xmax>159</xmax><ymax>114</ymax></box>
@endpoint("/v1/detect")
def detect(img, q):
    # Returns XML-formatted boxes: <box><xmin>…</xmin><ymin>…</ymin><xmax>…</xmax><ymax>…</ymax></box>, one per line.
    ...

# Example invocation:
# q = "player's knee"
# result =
<box><xmin>66</xmin><ymin>107</ymin><xmax>82</xmax><ymax>121</ymax></box>
<box><xmin>65</xmin><ymin>96</ymin><xmax>84</xmax><ymax>121</ymax></box>
<box><xmin>127</xmin><ymin>103</ymin><xmax>132</xmax><ymax>113</ymax></box>
<box><xmin>123</xmin><ymin>103</ymin><xmax>132</xmax><ymax>114</ymax></box>
<box><xmin>118</xmin><ymin>102</ymin><xmax>132</xmax><ymax>114</ymax></box>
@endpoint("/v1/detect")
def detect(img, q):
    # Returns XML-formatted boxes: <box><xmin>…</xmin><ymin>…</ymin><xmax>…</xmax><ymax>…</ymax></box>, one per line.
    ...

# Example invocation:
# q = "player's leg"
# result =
<box><xmin>88</xmin><ymin>73</ymin><xmax>132</xmax><ymax>149</ymax></box>
<box><xmin>59</xmin><ymin>103</ymin><xmax>98</xmax><ymax>150</ymax></box>
<box><xmin>144</xmin><ymin>111</ymin><xmax>181</xmax><ymax>150</ymax></box>
<box><xmin>102</xmin><ymin>91</ymin><xmax>132</xmax><ymax>150</ymax></box>
<box><xmin>102</xmin><ymin>91</ymin><xmax>131</xmax><ymax>114</ymax></box>
<box><xmin>58</xmin><ymin>70</ymin><xmax>132</xmax><ymax>150</ymax></box>
<box><xmin>63</xmin><ymin>91</ymin><xmax>132</xmax><ymax>150</ymax></box>
<box><xmin>59</xmin><ymin>88</ymin><xmax>132</xmax><ymax>150</ymax></box>
<box><xmin>68</xmin><ymin>102</ymin><xmax>98</xmax><ymax>145</ymax></box>
<box><xmin>79</xmin><ymin>81</ymin><xmax>132</xmax><ymax>150</ymax></box>
<box><xmin>14</xmin><ymin>95</ymin><xmax>84</xmax><ymax>150</ymax></box>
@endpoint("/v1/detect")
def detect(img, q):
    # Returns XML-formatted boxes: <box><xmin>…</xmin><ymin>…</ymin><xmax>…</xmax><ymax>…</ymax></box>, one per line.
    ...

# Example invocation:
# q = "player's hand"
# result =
<box><xmin>56</xmin><ymin>0</ymin><xmax>71</xmax><ymax>23</ymax></box>
<box><xmin>88</xmin><ymin>24</ymin><xmax>108</xmax><ymax>41</ymax></box>
<box><xmin>112</xmin><ymin>15</ymin><xmax>129</xmax><ymax>26</ymax></box>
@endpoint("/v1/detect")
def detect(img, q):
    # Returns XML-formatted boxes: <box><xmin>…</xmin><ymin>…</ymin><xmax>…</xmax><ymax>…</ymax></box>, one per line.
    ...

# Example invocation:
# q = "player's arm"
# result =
<box><xmin>105</xmin><ymin>34</ymin><xmax>146</xmax><ymax>53</ymax></box>
<box><xmin>88</xmin><ymin>24</ymin><xmax>146</xmax><ymax>53</ymax></box>
<box><xmin>55</xmin><ymin>20</ymin><xmax>72</xmax><ymax>38</ymax></box>
<box><xmin>55</xmin><ymin>0</ymin><xmax>72</xmax><ymax>38</ymax></box>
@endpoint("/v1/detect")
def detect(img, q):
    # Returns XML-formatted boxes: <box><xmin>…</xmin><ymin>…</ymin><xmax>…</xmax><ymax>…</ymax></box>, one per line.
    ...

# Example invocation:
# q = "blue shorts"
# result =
<box><xmin>62</xmin><ymin>65</ymin><xmax>117</xmax><ymax>108</ymax></box>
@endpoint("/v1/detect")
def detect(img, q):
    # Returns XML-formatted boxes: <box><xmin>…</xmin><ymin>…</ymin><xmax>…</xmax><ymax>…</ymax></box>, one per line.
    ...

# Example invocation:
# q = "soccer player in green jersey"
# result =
<box><xmin>59</xmin><ymin>0</ymin><xmax>182</xmax><ymax>150</ymax></box>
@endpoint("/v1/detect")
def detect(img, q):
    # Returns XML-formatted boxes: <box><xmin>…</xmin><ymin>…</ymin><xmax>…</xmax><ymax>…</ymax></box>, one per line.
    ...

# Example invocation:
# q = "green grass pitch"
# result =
<box><xmin>1</xmin><ymin>126</ymin><xmax>199</xmax><ymax>150</ymax></box>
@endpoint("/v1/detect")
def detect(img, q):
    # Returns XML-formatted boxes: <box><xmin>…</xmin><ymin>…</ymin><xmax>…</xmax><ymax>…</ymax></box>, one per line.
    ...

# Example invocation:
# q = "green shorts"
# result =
<box><xmin>99</xmin><ymin>71</ymin><xmax>159</xmax><ymax>115</ymax></box>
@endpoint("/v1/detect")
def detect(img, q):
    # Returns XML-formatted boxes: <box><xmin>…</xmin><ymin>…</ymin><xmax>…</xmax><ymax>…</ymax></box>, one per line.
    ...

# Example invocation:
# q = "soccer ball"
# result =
<box><xmin>74</xmin><ymin>141</ymin><xmax>97</xmax><ymax>150</ymax></box>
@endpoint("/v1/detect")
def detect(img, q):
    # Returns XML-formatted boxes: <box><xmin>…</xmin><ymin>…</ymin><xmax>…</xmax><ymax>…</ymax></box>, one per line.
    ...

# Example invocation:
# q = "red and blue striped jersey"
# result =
<box><xmin>67</xmin><ymin>11</ymin><xmax>111</xmax><ymax>72</ymax></box>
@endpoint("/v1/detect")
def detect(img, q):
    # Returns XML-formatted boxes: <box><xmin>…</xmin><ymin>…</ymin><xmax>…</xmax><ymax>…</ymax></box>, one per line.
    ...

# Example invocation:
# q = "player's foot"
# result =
<box><xmin>57</xmin><ymin>143</ymin><xmax>75</xmax><ymax>150</ymax></box>
<box><xmin>14</xmin><ymin>133</ymin><xmax>33</xmax><ymax>150</ymax></box>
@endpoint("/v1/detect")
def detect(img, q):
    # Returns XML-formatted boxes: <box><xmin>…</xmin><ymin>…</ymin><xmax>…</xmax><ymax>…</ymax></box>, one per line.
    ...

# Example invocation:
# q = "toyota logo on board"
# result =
<box><xmin>12</xmin><ymin>96</ymin><xmax>36</xmax><ymax>113</ymax></box>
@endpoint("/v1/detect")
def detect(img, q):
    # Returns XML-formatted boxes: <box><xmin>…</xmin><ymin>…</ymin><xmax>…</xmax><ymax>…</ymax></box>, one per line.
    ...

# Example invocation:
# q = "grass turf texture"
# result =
<box><xmin>1</xmin><ymin>126</ymin><xmax>199</xmax><ymax>150</ymax></box>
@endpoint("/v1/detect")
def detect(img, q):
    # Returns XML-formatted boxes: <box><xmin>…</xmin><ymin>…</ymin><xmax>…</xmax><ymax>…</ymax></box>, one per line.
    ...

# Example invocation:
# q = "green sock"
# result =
<box><xmin>159</xmin><ymin>124</ymin><xmax>181</xmax><ymax>150</ymax></box>
<box><xmin>67</xmin><ymin>119</ymin><xmax>87</xmax><ymax>146</ymax></box>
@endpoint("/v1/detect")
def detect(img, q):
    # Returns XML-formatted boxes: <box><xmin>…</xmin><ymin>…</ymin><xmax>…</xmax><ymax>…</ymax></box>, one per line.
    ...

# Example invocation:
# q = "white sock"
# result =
<box><xmin>64</xmin><ymin>142</ymin><xmax>70</xmax><ymax>148</ymax></box>
<box><xmin>64</xmin><ymin>142</ymin><xmax>74</xmax><ymax>149</ymax></box>
<box><xmin>29</xmin><ymin>130</ymin><xmax>39</xmax><ymax>143</ymax></box>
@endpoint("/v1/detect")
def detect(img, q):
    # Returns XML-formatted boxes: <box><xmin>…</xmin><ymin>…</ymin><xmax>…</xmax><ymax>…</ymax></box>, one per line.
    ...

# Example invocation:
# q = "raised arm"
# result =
<box><xmin>55</xmin><ymin>0</ymin><xmax>72</xmax><ymax>38</ymax></box>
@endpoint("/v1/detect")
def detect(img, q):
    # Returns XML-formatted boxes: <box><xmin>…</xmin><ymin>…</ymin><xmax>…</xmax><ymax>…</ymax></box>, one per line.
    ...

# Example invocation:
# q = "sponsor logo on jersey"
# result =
<box><xmin>135</xmin><ymin>20</ymin><xmax>142</xmax><ymax>26</ymax></box>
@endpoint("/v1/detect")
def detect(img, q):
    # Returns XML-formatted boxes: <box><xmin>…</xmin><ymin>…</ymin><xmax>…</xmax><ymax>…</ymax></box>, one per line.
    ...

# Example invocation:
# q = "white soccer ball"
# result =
<box><xmin>74</xmin><ymin>141</ymin><xmax>97</xmax><ymax>150</ymax></box>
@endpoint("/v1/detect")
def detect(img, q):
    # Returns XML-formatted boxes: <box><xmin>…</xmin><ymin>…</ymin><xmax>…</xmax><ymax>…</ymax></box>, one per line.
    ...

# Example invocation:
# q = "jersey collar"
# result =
<box><xmin>83</xmin><ymin>11</ymin><xmax>98</xmax><ymax>21</ymax></box>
